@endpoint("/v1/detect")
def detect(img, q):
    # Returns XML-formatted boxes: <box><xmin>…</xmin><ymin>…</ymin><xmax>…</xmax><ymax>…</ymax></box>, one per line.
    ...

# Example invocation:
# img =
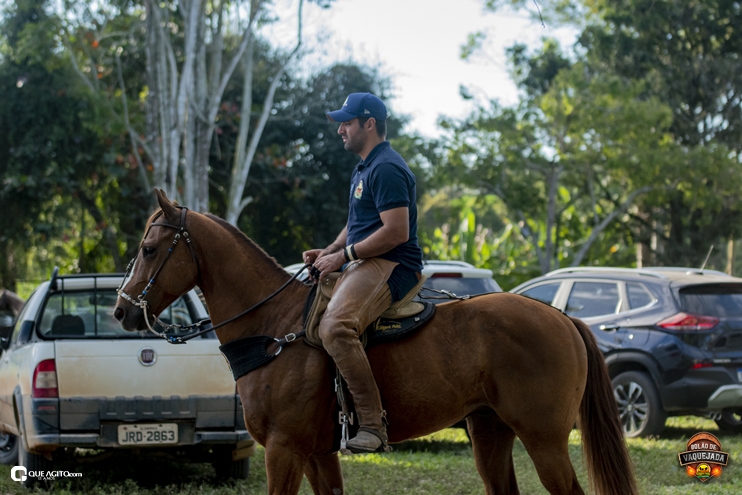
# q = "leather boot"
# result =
<box><xmin>327</xmin><ymin>335</ymin><xmax>389</xmax><ymax>453</ymax></box>
<box><xmin>319</xmin><ymin>258</ymin><xmax>397</xmax><ymax>454</ymax></box>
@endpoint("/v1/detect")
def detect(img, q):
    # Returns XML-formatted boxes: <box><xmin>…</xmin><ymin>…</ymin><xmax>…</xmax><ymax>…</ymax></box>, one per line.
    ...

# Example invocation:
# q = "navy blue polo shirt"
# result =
<box><xmin>347</xmin><ymin>141</ymin><xmax>423</xmax><ymax>291</ymax></box>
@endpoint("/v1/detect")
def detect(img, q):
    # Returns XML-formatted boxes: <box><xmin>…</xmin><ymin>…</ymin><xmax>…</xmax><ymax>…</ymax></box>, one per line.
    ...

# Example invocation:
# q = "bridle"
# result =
<box><xmin>117</xmin><ymin>206</ymin><xmax>308</xmax><ymax>345</ymax></box>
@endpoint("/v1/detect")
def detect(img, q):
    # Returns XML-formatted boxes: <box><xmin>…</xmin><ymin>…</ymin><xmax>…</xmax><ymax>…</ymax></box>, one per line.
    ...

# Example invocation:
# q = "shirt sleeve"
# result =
<box><xmin>369</xmin><ymin>162</ymin><xmax>411</xmax><ymax>212</ymax></box>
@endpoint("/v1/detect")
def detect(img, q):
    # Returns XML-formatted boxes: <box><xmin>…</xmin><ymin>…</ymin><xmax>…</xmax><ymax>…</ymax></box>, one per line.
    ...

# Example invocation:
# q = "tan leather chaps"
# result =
<box><xmin>318</xmin><ymin>258</ymin><xmax>398</xmax><ymax>433</ymax></box>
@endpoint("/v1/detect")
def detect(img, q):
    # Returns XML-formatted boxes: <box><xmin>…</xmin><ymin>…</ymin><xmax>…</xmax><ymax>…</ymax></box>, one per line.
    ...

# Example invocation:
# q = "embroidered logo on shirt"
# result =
<box><xmin>354</xmin><ymin>180</ymin><xmax>364</xmax><ymax>199</ymax></box>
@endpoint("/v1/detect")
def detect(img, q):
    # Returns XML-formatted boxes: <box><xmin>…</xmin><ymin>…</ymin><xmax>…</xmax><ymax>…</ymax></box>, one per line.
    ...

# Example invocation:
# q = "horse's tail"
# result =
<box><xmin>570</xmin><ymin>316</ymin><xmax>638</xmax><ymax>495</ymax></box>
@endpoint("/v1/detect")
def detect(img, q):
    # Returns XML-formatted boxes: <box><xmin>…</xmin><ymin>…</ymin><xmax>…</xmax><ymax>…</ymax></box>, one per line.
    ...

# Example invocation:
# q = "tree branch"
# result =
<box><xmin>571</xmin><ymin>185</ymin><xmax>653</xmax><ymax>266</ymax></box>
<box><xmin>115</xmin><ymin>50</ymin><xmax>152</xmax><ymax>193</ymax></box>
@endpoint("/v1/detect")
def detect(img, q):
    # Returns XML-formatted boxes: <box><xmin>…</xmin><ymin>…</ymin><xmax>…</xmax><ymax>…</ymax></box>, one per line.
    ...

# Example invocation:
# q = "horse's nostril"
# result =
<box><xmin>113</xmin><ymin>307</ymin><xmax>125</xmax><ymax>321</ymax></box>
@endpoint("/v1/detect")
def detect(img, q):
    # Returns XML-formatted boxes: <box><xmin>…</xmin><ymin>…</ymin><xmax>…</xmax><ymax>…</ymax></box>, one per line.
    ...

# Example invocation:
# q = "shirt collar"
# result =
<box><xmin>357</xmin><ymin>141</ymin><xmax>390</xmax><ymax>169</ymax></box>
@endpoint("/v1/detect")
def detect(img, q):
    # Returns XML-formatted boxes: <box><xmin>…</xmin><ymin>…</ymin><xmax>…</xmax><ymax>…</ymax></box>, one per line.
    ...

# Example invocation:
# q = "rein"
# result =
<box><xmin>117</xmin><ymin>206</ymin><xmax>309</xmax><ymax>345</ymax></box>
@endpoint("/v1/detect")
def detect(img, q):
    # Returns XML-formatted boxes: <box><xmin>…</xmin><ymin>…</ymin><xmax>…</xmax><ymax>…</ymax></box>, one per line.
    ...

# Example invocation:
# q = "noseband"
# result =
<box><xmin>117</xmin><ymin>206</ymin><xmax>308</xmax><ymax>345</ymax></box>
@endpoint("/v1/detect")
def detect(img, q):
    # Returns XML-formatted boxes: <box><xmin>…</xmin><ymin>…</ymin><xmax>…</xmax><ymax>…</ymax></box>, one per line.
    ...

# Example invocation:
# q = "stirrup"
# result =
<box><xmin>343</xmin><ymin>427</ymin><xmax>392</xmax><ymax>454</ymax></box>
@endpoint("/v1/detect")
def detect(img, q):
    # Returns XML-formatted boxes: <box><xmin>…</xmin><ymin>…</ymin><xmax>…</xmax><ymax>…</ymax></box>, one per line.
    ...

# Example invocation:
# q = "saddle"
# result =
<box><xmin>303</xmin><ymin>271</ymin><xmax>435</xmax><ymax>349</ymax></box>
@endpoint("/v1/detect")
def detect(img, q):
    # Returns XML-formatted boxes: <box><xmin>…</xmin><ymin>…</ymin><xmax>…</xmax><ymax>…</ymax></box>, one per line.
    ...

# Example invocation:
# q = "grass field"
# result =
<box><xmin>0</xmin><ymin>416</ymin><xmax>739</xmax><ymax>494</ymax></box>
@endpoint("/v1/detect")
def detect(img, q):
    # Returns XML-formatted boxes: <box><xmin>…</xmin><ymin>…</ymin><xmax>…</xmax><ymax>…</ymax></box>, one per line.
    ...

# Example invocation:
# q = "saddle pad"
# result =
<box><xmin>364</xmin><ymin>302</ymin><xmax>436</xmax><ymax>346</ymax></box>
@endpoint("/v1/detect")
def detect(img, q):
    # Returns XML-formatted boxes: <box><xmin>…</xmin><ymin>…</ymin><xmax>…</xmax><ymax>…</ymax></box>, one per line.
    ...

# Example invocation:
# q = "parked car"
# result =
<box><xmin>0</xmin><ymin>269</ymin><xmax>254</xmax><ymax>487</ymax></box>
<box><xmin>512</xmin><ymin>266</ymin><xmax>742</xmax><ymax>437</ymax></box>
<box><xmin>284</xmin><ymin>259</ymin><xmax>502</xmax><ymax>300</ymax></box>
<box><xmin>418</xmin><ymin>260</ymin><xmax>501</xmax><ymax>301</ymax></box>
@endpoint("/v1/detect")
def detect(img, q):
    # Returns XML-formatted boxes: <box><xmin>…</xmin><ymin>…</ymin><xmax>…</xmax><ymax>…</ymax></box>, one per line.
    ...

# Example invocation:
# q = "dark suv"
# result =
<box><xmin>512</xmin><ymin>267</ymin><xmax>742</xmax><ymax>438</ymax></box>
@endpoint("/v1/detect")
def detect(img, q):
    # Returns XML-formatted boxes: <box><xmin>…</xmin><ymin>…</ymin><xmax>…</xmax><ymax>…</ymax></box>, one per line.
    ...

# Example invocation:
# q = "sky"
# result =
<box><xmin>268</xmin><ymin>0</ymin><xmax>578</xmax><ymax>137</ymax></box>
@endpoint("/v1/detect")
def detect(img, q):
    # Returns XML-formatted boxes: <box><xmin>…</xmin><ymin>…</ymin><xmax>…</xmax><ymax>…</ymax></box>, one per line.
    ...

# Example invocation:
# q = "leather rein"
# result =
<box><xmin>117</xmin><ymin>206</ymin><xmax>308</xmax><ymax>345</ymax></box>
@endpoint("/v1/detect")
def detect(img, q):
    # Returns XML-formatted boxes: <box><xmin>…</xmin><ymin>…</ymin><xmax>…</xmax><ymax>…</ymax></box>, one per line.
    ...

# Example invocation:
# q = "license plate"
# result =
<box><xmin>118</xmin><ymin>423</ymin><xmax>178</xmax><ymax>445</ymax></box>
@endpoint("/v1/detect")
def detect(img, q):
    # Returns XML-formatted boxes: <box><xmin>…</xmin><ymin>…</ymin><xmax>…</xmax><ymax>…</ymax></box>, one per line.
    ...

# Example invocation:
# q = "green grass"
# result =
<box><xmin>0</xmin><ymin>417</ymin><xmax>739</xmax><ymax>493</ymax></box>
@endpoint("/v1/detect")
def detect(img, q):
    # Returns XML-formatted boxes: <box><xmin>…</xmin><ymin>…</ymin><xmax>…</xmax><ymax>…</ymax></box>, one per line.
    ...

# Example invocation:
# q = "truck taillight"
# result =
<box><xmin>32</xmin><ymin>359</ymin><xmax>58</xmax><ymax>398</ymax></box>
<box><xmin>657</xmin><ymin>313</ymin><xmax>719</xmax><ymax>331</ymax></box>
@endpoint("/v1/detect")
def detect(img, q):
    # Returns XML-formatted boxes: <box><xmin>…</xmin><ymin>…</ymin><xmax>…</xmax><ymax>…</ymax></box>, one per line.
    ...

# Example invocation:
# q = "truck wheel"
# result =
<box><xmin>213</xmin><ymin>448</ymin><xmax>250</xmax><ymax>480</ymax></box>
<box><xmin>612</xmin><ymin>371</ymin><xmax>667</xmax><ymax>438</ymax></box>
<box><xmin>715</xmin><ymin>408</ymin><xmax>742</xmax><ymax>433</ymax></box>
<box><xmin>18</xmin><ymin>436</ymin><xmax>52</xmax><ymax>488</ymax></box>
<box><xmin>0</xmin><ymin>432</ymin><xmax>18</xmax><ymax>465</ymax></box>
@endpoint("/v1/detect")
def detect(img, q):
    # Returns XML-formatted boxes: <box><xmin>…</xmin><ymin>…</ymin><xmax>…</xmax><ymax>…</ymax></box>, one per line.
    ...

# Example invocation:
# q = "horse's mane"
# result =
<box><xmin>203</xmin><ymin>213</ymin><xmax>290</xmax><ymax>280</ymax></box>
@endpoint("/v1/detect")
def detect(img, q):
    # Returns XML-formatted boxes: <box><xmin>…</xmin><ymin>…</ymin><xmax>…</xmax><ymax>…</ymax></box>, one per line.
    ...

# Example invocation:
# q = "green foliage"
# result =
<box><xmin>435</xmin><ymin>39</ymin><xmax>685</xmax><ymax>274</ymax></box>
<box><xmin>472</xmin><ymin>0</ymin><xmax>742</xmax><ymax>269</ymax></box>
<box><xmin>0</xmin><ymin>0</ymin><xmax>153</xmax><ymax>288</ymax></box>
<box><xmin>576</xmin><ymin>0</ymin><xmax>742</xmax><ymax>266</ymax></box>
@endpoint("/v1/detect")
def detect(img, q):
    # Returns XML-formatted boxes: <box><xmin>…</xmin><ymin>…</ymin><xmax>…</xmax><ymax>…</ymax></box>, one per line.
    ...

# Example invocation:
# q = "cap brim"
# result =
<box><xmin>326</xmin><ymin>110</ymin><xmax>357</xmax><ymax>122</ymax></box>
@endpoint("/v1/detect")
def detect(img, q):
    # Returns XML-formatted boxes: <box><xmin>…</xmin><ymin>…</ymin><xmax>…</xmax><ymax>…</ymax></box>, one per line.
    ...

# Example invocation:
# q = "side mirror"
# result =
<box><xmin>0</xmin><ymin>336</ymin><xmax>9</xmax><ymax>351</ymax></box>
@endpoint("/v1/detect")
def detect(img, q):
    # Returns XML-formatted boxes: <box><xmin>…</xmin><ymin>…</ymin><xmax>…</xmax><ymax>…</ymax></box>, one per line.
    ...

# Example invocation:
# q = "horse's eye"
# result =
<box><xmin>142</xmin><ymin>247</ymin><xmax>156</xmax><ymax>258</ymax></box>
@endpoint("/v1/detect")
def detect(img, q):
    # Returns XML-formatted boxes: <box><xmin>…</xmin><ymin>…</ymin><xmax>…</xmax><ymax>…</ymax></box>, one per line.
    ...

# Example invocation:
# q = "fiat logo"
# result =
<box><xmin>138</xmin><ymin>347</ymin><xmax>157</xmax><ymax>366</ymax></box>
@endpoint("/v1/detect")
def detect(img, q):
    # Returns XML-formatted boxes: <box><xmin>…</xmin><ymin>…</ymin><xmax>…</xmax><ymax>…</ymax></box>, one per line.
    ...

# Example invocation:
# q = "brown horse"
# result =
<box><xmin>114</xmin><ymin>190</ymin><xmax>637</xmax><ymax>495</ymax></box>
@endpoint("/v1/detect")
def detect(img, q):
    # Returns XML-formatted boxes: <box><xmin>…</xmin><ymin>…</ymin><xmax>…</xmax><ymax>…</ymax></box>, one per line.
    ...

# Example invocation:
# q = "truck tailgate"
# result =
<box><xmin>54</xmin><ymin>339</ymin><xmax>234</xmax><ymax>397</ymax></box>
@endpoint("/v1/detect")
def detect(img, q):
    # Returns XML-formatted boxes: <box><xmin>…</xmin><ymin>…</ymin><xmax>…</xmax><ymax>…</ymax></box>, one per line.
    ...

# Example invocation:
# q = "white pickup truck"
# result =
<box><xmin>0</xmin><ymin>269</ymin><xmax>254</xmax><ymax>487</ymax></box>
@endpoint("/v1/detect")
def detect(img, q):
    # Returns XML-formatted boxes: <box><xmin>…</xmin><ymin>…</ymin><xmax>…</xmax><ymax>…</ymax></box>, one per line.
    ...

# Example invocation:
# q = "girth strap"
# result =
<box><xmin>220</xmin><ymin>330</ymin><xmax>305</xmax><ymax>380</ymax></box>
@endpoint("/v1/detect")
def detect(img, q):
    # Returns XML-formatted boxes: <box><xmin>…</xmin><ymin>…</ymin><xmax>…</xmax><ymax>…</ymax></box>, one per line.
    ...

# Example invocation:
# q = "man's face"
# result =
<box><xmin>337</xmin><ymin>118</ymin><xmax>368</xmax><ymax>154</ymax></box>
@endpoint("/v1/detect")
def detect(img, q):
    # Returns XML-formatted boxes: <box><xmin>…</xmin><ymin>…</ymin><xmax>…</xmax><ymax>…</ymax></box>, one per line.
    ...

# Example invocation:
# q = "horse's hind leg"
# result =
<box><xmin>518</xmin><ymin>432</ymin><xmax>584</xmax><ymax>495</ymax></box>
<box><xmin>467</xmin><ymin>410</ymin><xmax>519</xmax><ymax>495</ymax></box>
<box><xmin>304</xmin><ymin>452</ymin><xmax>344</xmax><ymax>495</ymax></box>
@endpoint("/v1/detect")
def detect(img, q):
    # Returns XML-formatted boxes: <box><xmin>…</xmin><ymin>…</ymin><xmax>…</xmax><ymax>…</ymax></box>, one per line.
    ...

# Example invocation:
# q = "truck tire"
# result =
<box><xmin>18</xmin><ymin>435</ymin><xmax>52</xmax><ymax>488</ymax></box>
<box><xmin>213</xmin><ymin>449</ymin><xmax>250</xmax><ymax>480</ymax></box>
<box><xmin>0</xmin><ymin>432</ymin><xmax>18</xmax><ymax>465</ymax></box>
<box><xmin>612</xmin><ymin>371</ymin><xmax>667</xmax><ymax>438</ymax></box>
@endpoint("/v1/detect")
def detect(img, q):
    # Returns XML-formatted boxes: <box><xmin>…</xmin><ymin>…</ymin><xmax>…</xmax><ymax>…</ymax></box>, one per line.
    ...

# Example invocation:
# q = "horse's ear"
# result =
<box><xmin>154</xmin><ymin>188</ymin><xmax>179</xmax><ymax>221</ymax></box>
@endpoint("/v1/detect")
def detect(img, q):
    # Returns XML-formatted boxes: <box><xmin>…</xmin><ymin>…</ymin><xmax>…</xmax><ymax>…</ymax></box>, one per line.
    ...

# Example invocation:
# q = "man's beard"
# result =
<box><xmin>344</xmin><ymin>130</ymin><xmax>366</xmax><ymax>154</ymax></box>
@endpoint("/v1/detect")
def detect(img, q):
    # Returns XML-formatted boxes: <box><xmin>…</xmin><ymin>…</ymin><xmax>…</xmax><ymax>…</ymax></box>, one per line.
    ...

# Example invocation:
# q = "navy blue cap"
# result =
<box><xmin>327</xmin><ymin>93</ymin><xmax>388</xmax><ymax>122</ymax></box>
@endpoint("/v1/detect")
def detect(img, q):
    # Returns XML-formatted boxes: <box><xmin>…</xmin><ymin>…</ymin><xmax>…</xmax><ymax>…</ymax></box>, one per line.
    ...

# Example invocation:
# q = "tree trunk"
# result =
<box><xmin>225</xmin><ymin>0</ymin><xmax>304</xmax><ymax>225</ymax></box>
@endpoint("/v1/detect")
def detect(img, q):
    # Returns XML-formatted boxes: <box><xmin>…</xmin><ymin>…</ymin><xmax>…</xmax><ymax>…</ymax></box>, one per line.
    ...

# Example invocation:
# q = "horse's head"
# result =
<box><xmin>114</xmin><ymin>189</ymin><xmax>200</xmax><ymax>331</ymax></box>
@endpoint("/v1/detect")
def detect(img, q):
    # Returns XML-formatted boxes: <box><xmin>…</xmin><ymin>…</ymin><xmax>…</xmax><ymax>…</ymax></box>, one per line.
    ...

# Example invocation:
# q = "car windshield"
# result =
<box><xmin>38</xmin><ymin>290</ymin><xmax>199</xmax><ymax>339</ymax></box>
<box><xmin>423</xmin><ymin>278</ymin><xmax>499</xmax><ymax>298</ymax></box>
<box><xmin>679</xmin><ymin>284</ymin><xmax>742</xmax><ymax>317</ymax></box>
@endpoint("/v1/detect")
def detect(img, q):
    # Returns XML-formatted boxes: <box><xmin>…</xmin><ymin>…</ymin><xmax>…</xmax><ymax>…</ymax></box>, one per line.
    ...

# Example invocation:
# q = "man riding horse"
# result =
<box><xmin>303</xmin><ymin>93</ymin><xmax>423</xmax><ymax>454</ymax></box>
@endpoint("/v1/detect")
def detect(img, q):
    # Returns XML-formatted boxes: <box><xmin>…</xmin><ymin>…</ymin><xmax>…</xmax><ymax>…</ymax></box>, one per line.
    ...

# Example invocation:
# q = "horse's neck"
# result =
<box><xmin>192</xmin><ymin>215</ymin><xmax>307</xmax><ymax>343</ymax></box>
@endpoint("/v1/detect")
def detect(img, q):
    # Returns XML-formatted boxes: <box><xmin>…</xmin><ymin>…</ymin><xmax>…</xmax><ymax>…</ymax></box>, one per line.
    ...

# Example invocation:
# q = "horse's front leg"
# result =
<box><xmin>264</xmin><ymin>440</ymin><xmax>308</xmax><ymax>495</ymax></box>
<box><xmin>305</xmin><ymin>451</ymin><xmax>344</xmax><ymax>495</ymax></box>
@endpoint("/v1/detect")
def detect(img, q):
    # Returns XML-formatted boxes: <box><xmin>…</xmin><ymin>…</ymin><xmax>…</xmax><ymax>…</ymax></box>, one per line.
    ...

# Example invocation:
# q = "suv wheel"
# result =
<box><xmin>612</xmin><ymin>371</ymin><xmax>667</xmax><ymax>438</ymax></box>
<box><xmin>715</xmin><ymin>408</ymin><xmax>742</xmax><ymax>432</ymax></box>
<box><xmin>0</xmin><ymin>432</ymin><xmax>18</xmax><ymax>465</ymax></box>
<box><xmin>213</xmin><ymin>447</ymin><xmax>250</xmax><ymax>480</ymax></box>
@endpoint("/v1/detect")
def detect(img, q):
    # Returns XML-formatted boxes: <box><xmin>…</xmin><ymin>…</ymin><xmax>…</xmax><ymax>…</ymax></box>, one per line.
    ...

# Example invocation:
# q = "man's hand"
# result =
<box><xmin>311</xmin><ymin>251</ymin><xmax>346</xmax><ymax>283</ymax></box>
<box><xmin>302</xmin><ymin>249</ymin><xmax>325</xmax><ymax>266</ymax></box>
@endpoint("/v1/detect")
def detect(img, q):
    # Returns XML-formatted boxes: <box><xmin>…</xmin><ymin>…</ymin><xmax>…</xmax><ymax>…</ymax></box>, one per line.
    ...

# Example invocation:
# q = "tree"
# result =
<box><xmin>577</xmin><ymin>0</ymin><xmax>742</xmax><ymax>266</ymax></box>
<box><xmin>0</xmin><ymin>0</ymin><xmax>143</xmax><ymax>286</ymax></box>
<box><xmin>467</xmin><ymin>0</ymin><xmax>742</xmax><ymax>270</ymax></box>
<box><xmin>440</xmin><ymin>40</ymin><xmax>679</xmax><ymax>273</ymax></box>
<box><xmin>61</xmin><ymin>0</ymin><xmax>330</xmax><ymax>221</ymax></box>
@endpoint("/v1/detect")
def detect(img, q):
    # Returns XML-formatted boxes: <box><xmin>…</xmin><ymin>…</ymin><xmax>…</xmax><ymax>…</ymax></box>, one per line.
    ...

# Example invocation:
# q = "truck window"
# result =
<box><xmin>38</xmin><ymin>290</ymin><xmax>197</xmax><ymax>339</ymax></box>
